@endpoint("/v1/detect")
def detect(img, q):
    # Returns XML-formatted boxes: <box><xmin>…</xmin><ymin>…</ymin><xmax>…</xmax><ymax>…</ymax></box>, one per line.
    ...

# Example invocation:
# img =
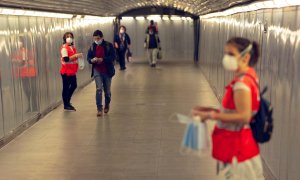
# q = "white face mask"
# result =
<box><xmin>95</xmin><ymin>39</ymin><xmax>103</xmax><ymax>45</ymax></box>
<box><xmin>66</xmin><ymin>37</ymin><xmax>73</xmax><ymax>44</ymax></box>
<box><xmin>120</xmin><ymin>29</ymin><xmax>125</xmax><ymax>34</ymax></box>
<box><xmin>222</xmin><ymin>44</ymin><xmax>253</xmax><ymax>71</ymax></box>
<box><xmin>222</xmin><ymin>54</ymin><xmax>238</xmax><ymax>71</ymax></box>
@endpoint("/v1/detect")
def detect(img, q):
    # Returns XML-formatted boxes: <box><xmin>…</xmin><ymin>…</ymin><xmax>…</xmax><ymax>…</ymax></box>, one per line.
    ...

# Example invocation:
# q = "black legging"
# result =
<box><xmin>61</xmin><ymin>74</ymin><xmax>77</xmax><ymax>106</ymax></box>
<box><xmin>21</xmin><ymin>77</ymin><xmax>38</xmax><ymax>112</ymax></box>
<box><xmin>117</xmin><ymin>50</ymin><xmax>126</xmax><ymax>69</ymax></box>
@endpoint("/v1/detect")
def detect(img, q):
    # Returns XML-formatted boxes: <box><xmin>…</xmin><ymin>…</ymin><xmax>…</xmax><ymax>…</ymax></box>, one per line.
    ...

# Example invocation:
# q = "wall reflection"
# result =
<box><xmin>0</xmin><ymin>15</ymin><xmax>113</xmax><ymax>139</ymax></box>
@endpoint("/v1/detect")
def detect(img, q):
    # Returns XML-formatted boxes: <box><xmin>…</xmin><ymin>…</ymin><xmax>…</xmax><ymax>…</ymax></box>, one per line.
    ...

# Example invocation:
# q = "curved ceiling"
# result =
<box><xmin>0</xmin><ymin>0</ymin><xmax>255</xmax><ymax>16</ymax></box>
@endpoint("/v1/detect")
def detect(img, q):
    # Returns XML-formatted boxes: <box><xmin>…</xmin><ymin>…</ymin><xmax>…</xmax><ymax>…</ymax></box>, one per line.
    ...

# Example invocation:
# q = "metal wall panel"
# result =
<box><xmin>121</xmin><ymin>18</ymin><xmax>194</xmax><ymax>62</ymax></box>
<box><xmin>199</xmin><ymin>6</ymin><xmax>300</xmax><ymax>180</ymax></box>
<box><xmin>0</xmin><ymin>15</ymin><xmax>114</xmax><ymax>140</ymax></box>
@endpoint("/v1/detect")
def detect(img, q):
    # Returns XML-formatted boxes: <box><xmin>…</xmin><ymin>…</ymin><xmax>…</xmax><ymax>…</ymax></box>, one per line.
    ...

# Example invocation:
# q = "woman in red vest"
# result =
<box><xmin>60</xmin><ymin>32</ymin><xmax>83</xmax><ymax>111</ymax></box>
<box><xmin>192</xmin><ymin>37</ymin><xmax>264</xmax><ymax>179</ymax></box>
<box><xmin>11</xmin><ymin>37</ymin><xmax>38</xmax><ymax>112</ymax></box>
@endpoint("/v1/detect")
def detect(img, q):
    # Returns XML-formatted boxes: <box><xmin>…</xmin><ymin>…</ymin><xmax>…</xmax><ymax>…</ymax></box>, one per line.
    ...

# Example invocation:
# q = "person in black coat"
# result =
<box><xmin>87</xmin><ymin>30</ymin><xmax>115</xmax><ymax>116</ymax></box>
<box><xmin>114</xmin><ymin>25</ymin><xmax>131</xmax><ymax>70</ymax></box>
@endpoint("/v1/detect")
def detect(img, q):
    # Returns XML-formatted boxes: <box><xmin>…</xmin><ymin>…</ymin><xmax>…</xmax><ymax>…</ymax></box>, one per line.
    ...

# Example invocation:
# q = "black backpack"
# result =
<box><xmin>245</xmin><ymin>74</ymin><xmax>274</xmax><ymax>143</ymax></box>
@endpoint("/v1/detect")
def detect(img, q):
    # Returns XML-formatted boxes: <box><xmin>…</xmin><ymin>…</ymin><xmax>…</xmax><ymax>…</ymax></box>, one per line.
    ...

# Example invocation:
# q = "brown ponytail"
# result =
<box><xmin>250</xmin><ymin>41</ymin><xmax>260</xmax><ymax>66</ymax></box>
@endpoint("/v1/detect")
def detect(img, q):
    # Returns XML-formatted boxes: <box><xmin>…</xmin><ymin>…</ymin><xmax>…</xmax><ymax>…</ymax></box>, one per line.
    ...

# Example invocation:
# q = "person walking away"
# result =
<box><xmin>60</xmin><ymin>32</ymin><xmax>83</xmax><ymax>111</ymax></box>
<box><xmin>192</xmin><ymin>37</ymin><xmax>265</xmax><ymax>180</ymax></box>
<box><xmin>87</xmin><ymin>30</ymin><xmax>115</xmax><ymax>116</ymax></box>
<box><xmin>114</xmin><ymin>25</ymin><xmax>131</xmax><ymax>70</ymax></box>
<box><xmin>144</xmin><ymin>27</ymin><xmax>161</xmax><ymax>68</ymax></box>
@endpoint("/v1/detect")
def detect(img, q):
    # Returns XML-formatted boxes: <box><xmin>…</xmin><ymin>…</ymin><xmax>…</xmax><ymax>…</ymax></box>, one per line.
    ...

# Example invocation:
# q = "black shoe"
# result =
<box><xmin>64</xmin><ymin>105</ymin><xmax>76</xmax><ymax>111</ymax></box>
<box><xmin>69</xmin><ymin>104</ymin><xmax>76</xmax><ymax>109</ymax></box>
<box><xmin>150</xmin><ymin>64</ymin><xmax>156</xmax><ymax>68</ymax></box>
<box><xmin>119</xmin><ymin>67</ymin><xmax>126</xmax><ymax>71</ymax></box>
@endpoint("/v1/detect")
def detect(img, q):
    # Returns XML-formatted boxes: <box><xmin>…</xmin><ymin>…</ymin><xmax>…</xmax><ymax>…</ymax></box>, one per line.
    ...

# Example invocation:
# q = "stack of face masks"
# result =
<box><xmin>78</xmin><ymin>53</ymin><xmax>85</xmax><ymax>70</ymax></box>
<box><xmin>176</xmin><ymin>113</ymin><xmax>210</xmax><ymax>156</ymax></box>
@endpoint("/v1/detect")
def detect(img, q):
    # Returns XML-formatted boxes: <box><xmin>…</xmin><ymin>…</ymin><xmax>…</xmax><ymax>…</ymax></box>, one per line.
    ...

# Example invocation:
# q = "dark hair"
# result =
<box><xmin>119</xmin><ymin>25</ymin><xmax>126</xmax><ymax>32</ymax></box>
<box><xmin>150</xmin><ymin>20</ymin><xmax>154</xmax><ymax>25</ymax></box>
<box><xmin>63</xmin><ymin>32</ymin><xmax>74</xmax><ymax>44</ymax></box>
<box><xmin>93</xmin><ymin>30</ymin><xmax>103</xmax><ymax>37</ymax></box>
<box><xmin>227</xmin><ymin>37</ymin><xmax>260</xmax><ymax>66</ymax></box>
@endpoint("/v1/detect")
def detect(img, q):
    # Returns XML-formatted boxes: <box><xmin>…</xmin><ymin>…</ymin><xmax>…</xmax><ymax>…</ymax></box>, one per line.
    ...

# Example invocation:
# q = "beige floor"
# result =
<box><xmin>0</xmin><ymin>61</ymin><xmax>222</xmax><ymax>180</ymax></box>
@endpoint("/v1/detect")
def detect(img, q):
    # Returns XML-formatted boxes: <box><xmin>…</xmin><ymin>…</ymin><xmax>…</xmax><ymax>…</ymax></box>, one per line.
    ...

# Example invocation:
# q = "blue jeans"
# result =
<box><xmin>94</xmin><ymin>69</ymin><xmax>112</xmax><ymax>110</ymax></box>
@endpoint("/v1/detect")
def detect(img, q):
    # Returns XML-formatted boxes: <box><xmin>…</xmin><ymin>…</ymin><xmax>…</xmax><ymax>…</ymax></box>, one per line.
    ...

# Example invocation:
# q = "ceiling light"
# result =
<box><xmin>170</xmin><ymin>16</ymin><xmax>181</xmax><ymax>21</ymax></box>
<box><xmin>136</xmin><ymin>16</ymin><xmax>145</xmax><ymax>20</ymax></box>
<box><xmin>122</xmin><ymin>16</ymin><xmax>134</xmax><ymax>20</ymax></box>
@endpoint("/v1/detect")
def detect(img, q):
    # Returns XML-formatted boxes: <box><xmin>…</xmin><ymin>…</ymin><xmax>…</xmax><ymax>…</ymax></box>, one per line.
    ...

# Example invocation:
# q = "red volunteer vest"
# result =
<box><xmin>60</xmin><ymin>44</ymin><xmax>78</xmax><ymax>76</ymax></box>
<box><xmin>212</xmin><ymin>68</ymin><xmax>260</xmax><ymax>163</ymax></box>
<box><xmin>13</xmin><ymin>48</ymin><xmax>37</xmax><ymax>78</ymax></box>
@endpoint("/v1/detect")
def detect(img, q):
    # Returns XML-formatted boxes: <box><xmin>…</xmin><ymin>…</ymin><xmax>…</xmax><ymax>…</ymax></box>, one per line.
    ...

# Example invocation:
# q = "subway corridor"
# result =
<box><xmin>0</xmin><ymin>61</ymin><xmax>221</xmax><ymax>180</ymax></box>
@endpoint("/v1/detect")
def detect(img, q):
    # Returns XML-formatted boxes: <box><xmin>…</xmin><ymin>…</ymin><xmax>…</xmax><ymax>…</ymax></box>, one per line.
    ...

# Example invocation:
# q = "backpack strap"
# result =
<box><xmin>243</xmin><ymin>74</ymin><xmax>268</xmax><ymax>96</ymax></box>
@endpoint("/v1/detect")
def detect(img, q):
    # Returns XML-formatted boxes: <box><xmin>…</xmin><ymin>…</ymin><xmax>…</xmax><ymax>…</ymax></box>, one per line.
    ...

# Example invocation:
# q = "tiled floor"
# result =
<box><xmin>0</xmin><ymin>61</ymin><xmax>222</xmax><ymax>180</ymax></box>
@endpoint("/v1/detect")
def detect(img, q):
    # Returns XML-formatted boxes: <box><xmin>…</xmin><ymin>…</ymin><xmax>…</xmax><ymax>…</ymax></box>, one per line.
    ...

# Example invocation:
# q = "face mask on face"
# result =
<box><xmin>66</xmin><ymin>37</ymin><xmax>73</xmax><ymax>44</ymax></box>
<box><xmin>222</xmin><ymin>44</ymin><xmax>253</xmax><ymax>72</ymax></box>
<box><xmin>222</xmin><ymin>54</ymin><xmax>238</xmax><ymax>71</ymax></box>
<box><xmin>95</xmin><ymin>39</ymin><xmax>103</xmax><ymax>45</ymax></box>
<box><xmin>120</xmin><ymin>29</ymin><xmax>125</xmax><ymax>34</ymax></box>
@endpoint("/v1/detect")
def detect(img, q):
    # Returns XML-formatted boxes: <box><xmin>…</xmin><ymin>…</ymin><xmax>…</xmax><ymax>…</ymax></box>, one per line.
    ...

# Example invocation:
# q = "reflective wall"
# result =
<box><xmin>0</xmin><ymin>15</ymin><xmax>114</xmax><ymax>140</ymax></box>
<box><xmin>120</xmin><ymin>17</ymin><xmax>194</xmax><ymax>61</ymax></box>
<box><xmin>199</xmin><ymin>6</ymin><xmax>300</xmax><ymax>180</ymax></box>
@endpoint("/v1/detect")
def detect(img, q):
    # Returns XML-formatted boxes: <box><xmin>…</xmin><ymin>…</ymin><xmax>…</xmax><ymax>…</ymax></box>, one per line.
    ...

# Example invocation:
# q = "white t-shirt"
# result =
<box><xmin>61</xmin><ymin>47</ymin><xmax>68</xmax><ymax>58</ymax></box>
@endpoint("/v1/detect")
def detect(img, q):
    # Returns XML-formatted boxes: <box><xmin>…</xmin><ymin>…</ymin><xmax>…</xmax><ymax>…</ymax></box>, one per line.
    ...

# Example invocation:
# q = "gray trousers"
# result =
<box><xmin>147</xmin><ymin>48</ymin><xmax>158</xmax><ymax>65</ymax></box>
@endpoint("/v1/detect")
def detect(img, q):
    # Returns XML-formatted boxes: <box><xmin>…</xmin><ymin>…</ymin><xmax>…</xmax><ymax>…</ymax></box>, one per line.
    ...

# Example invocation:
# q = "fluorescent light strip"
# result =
<box><xmin>0</xmin><ymin>7</ymin><xmax>73</xmax><ymax>18</ymax></box>
<box><xmin>122</xmin><ymin>16</ymin><xmax>134</xmax><ymax>20</ymax></box>
<box><xmin>146</xmin><ymin>15</ymin><xmax>161</xmax><ymax>20</ymax></box>
<box><xmin>162</xmin><ymin>16</ymin><xmax>169</xmax><ymax>20</ymax></box>
<box><xmin>170</xmin><ymin>16</ymin><xmax>181</xmax><ymax>21</ymax></box>
<box><xmin>136</xmin><ymin>16</ymin><xmax>145</xmax><ymax>20</ymax></box>
<box><xmin>201</xmin><ymin>0</ymin><xmax>300</xmax><ymax>19</ymax></box>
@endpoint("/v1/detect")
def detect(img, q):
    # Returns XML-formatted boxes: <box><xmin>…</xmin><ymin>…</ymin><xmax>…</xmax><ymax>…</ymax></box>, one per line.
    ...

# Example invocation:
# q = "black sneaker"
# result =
<box><xmin>64</xmin><ymin>105</ymin><xmax>76</xmax><ymax>111</ymax></box>
<box><xmin>69</xmin><ymin>104</ymin><xmax>76</xmax><ymax>109</ymax></box>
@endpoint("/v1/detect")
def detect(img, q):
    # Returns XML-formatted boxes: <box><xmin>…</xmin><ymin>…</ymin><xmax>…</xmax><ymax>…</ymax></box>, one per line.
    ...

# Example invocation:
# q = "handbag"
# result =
<box><xmin>157</xmin><ymin>48</ymin><xmax>162</xmax><ymax>60</ymax></box>
<box><xmin>126</xmin><ymin>49</ymin><xmax>132</xmax><ymax>62</ymax></box>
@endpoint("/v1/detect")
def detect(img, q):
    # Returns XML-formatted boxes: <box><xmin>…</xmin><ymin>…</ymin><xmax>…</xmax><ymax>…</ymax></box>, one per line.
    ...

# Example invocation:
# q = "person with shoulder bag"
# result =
<box><xmin>144</xmin><ymin>27</ymin><xmax>161</xmax><ymax>68</ymax></box>
<box><xmin>192</xmin><ymin>37</ymin><xmax>265</xmax><ymax>180</ymax></box>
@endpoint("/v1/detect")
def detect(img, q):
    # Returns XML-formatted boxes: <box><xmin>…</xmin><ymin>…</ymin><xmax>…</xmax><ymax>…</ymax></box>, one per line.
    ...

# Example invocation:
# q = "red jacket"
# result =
<box><xmin>60</xmin><ymin>44</ymin><xmax>78</xmax><ymax>76</ymax></box>
<box><xmin>212</xmin><ymin>67</ymin><xmax>260</xmax><ymax>163</ymax></box>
